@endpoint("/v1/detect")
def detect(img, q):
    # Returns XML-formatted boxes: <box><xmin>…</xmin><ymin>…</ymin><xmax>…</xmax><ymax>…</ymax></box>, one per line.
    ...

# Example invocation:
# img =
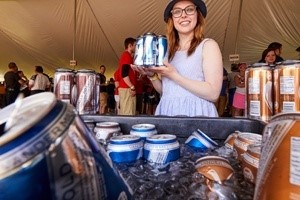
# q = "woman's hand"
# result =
<box><xmin>131</xmin><ymin>64</ymin><xmax>155</xmax><ymax>77</ymax></box>
<box><xmin>147</xmin><ymin>61</ymin><xmax>178</xmax><ymax>80</ymax></box>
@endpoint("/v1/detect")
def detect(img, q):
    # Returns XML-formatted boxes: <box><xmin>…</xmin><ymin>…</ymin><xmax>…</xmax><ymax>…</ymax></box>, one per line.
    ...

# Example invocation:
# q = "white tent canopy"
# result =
<box><xmin>0</xmin><ymin>0</ymin><xmax>299</xmax><ymax>80</ymax></box>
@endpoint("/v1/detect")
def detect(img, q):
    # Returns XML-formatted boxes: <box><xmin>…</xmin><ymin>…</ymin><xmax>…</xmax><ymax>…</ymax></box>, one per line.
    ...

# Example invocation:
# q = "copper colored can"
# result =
<box><xmin>53</xmin><ymin>68</ymin><xmax>76</xmax><ymax>104</ymax></box>
<box><xmin>254</xmin><ymin>112</ymin><xmax>300</xmax><ymax>200</ymax></box>
<box><xmin>241</xmin><ymin>143</ymin><xmax>261</xmax><ymax>184</ymax></box>
<box><xmin>75</xmin><ymin>69</ymin><xmax>97</xmax><ymax>114</ymax></box>
<box><xmin>246</xmin><ymin>63</ymin><xmax>273</xmax><ymax>122</ymax></box>
<box><xmin>233</xmin><ymin>132</ymin><xmax>262</xmax><ymax>161</ymax></box>
<box><xmin>274</xmin><ymin>60</ymin><xmax>300</xmax><ymax>114</ymax></box>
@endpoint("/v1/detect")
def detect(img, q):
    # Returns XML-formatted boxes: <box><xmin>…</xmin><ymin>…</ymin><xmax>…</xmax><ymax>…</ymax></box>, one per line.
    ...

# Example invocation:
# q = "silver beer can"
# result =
<box><xmin>107</xmin><ymin>135</ymin><xmax>143</xmax><ymax>163</ymax></box>
<box><xmin>143</xmin><ymin>134</ymin><xmax>180</xmax><ymax>165</ymax></box>
<box><xmin>53</xmin><ymin>68</ymin><xmax>76</xmax><ymax>105</ymax></box>
<box><xmin>156</xmin><ymin>35</ymin><xmax>167</xmax><ymax>66</ymax></box>
<box><xmin>133</xmin><ymin>35</ymin><xmax>144</xmax><ymax>66</ymax></box>
<box><xmin>130</xmin><ymin>123</ymin><xmax>157</xmax><ymax>140</ymax></box>
<box><xmin>94</xmin><ymin>121</ymin><xmax>122</xmax><ymax>144</ymax></box>
<box><xmin>75</xmin><ymin>69</ymin><xmax>97</xmax><ymax>114</ymax></box>
<box><xmin>0</xmin><ymin>92</ymin><xmax>105</xmax><ymax>199</ymax></box>
<box><xmin>143</xmin><ymin>32</ymin><xmax>157</xmax><ymax>66</ymax></box>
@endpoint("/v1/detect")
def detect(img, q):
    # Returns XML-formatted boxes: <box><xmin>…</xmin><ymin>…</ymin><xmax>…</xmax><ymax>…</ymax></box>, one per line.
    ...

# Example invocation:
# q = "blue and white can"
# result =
<box><xmin>130</xmin><ymin>123</ymin><xmax>157</xmax><ymax>140</ymax></box>
<box><xmin>143</xmin><ymin>32</ymin><xmax>157</xmax><ymax>66</ymax></box>
<box><xmin>185</xmin><ymin>129</ymin><xmax>219</xmax><ymax>151</ymax></box>
<box><xmin>0</xmin><ymin>92</ymin><xmax>105</xmax><ymax>200</ymax></box>
<box><xmin>107</xmin><ymin>135</ymin><xmax>143</xmax><ymax>163</ymax></box>
<box><xmin>94</xmin><ymin>121</ymin><xmax>122</xmax><ymax>144</ymax></box>
<box><xmin>156</xmin><ymin>35</ymin><xmax>167</xmax><ymax>66</ymax></box>
<box><xmin>133</xmin><ymin>35</ymin><xmax>144</xmax><ymax>66</ymax></box>
<box><xmin>143</xmin><ymin>134</ymin><xmax>180</xmax><ymax>164</ymax></box>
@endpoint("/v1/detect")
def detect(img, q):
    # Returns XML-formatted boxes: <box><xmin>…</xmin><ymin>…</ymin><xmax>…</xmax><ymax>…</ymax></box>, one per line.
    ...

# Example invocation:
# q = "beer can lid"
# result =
<box><xmin>131</xmin><ymin>123</ymin><xmax>156</xmax><ymax>132</ymax></box>
<box><xmin>0</xmin><ymin>92</ymin><xmax>57</xmax><ymax>146</ymax></box>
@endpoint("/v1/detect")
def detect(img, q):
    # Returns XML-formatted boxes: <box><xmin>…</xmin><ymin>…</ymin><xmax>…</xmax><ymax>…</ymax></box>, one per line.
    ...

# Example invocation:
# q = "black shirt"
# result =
<box><xmin>4</xmin><ymin>71</ymin><xmax>21</xmax><ymax>90</ymax></box>
<box><xmin>99</xmin><ymin>73</ymin><xmax>107</xmax><ymax>92</ymax></box>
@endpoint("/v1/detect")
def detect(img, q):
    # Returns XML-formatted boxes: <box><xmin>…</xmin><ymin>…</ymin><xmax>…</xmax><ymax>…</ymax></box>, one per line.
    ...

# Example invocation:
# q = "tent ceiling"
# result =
<box><xmin>0</xmin><ymin>0</ymin><xmax>299</xmax><ymax>80</ymax></box>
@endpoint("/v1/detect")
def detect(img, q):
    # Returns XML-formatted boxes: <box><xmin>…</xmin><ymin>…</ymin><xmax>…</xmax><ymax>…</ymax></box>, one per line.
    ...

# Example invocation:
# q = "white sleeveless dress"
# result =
<box><xmin>155</xmin><ymin>38</ymin><xmax>218</xmax><ymax>117</ymax></box>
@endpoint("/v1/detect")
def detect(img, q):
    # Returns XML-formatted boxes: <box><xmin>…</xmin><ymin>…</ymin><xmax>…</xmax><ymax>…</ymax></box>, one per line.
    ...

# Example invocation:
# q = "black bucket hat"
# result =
<box><xmin>164</xmin><ymin>0</ymin><xmax>207</xmax><ymax>23</ymax></box>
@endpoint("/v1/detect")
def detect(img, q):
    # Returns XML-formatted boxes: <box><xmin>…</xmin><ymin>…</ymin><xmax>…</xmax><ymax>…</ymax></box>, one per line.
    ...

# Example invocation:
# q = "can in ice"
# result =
<box><xmin>143</xmin><ymin>32</ymin><xmax>157</xmax><ymax>66</ymax></box>
<box><xmin>53</xmin><ymin>68</ymin><xmax>76</xmax><ymax>105</ymax></box>
<box><xmin>94</xmin><ymin>121</ymin><xmax>122</xmax><ymax>144</ymax></box>
<box><xmin>143</xmin><ymin>134</ymin><xmax>180</xmax><ymax>165</ymax></box>
<box><xmin>156</xmin><ymin>35</ymin><xmax>167</xmax><ymax>66</ymax></box>
<box><xmin>107</xmin><ymin>135</ymin><xmax>143</xmax><ymax>163</ymax></box>
<box><xmin>133</xmin><ymin>35</ymin><xmax>144</xmax><ymax>66</ymax></box>
<box><xmin>130</xmin><ymin>123</ymin><xmax>157</xmax><ymax>140</ymax></box>
<box><xmin>0</xmin><ymin>92</ymin><xmax>105</xmax><ymax>200</ymax></box>
<box><xmin>75</xmin><ymin>69</ymin><xmax>97</xmax><ymax>114</ymax></box>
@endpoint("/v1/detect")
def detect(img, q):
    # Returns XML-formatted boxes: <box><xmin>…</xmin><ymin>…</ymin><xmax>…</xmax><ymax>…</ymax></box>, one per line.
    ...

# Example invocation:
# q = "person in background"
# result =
<box><xmin>29</xmin><ymin>66</ymin><xmax>50</xmax><ymax>95</ymax></box>
<box><xmin>106</xmin><ymin>77</ymin><xmax>116</xmax><ymax>114</ymax></box>
<box><xmin>132</xmin><ymin>0</ymin><xmax>223</xmax><ymax>117</ymax></box>
<box><xmin>227</xmin><ymin>64</ymin><xmax>238</xmax><ymax>117</ymax></box>
<box><xmin>267</xmin><ymin>42</ymin><xmax>284</xmax><ymax>62</ymax></box>
<box><xmin>98</xmin><ymin>65</ymin><xmax>107</xmax><ymax>114</ymax></box>
<box><xmin>118</xmin><ymin>37</ymin><xmax>137</xmax><ymax>115</ymax></box>
<box><xmin>113</xmin><ymin>68</ymin><xmax>121</xmax><ymax>114</ymax></box>
<box><xmin>232</xmin><ymin>63</ymin><xmax>247</xmax><ymax>117</ymax></box>
<box><xmin>296</xmin><ymin>46</ymin><xmax>300</xmax><ymax>59</ymax></box>
<box><xmin>4</xmin><ymin>62</ymin><xmax>26</xmax><ymax>105</ymax></box>
<box><xmin>135</xmin><ymin>72</ymin><xmax>146</xmax><ymax>115</ymax></box>
<box><xmin>215</xmin><ymin>67</ymin><xmax>228</xmax><ymax>117</ymax></box>
<box><xmin>17</xmin><ymin>70</ymin><xmax>30</xmax><ymax>97</ymax></box>
<box><xmin>258</xmin><ymin>48</ymin><xmax>276</xmax><ymax>65</ymax></box>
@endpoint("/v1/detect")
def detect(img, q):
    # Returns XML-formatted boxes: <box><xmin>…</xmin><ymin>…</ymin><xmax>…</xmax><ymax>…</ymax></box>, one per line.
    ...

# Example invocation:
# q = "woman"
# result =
<box><xmin>133</xmin><ymin>0</ymin><xmax>223</xmax><ymax>117</ymax></box>
<box><xmin>232</xmin><ymin>63</ymin><xmax>247</xmax><ymax>117</ymax></box>
<box><xmin>258</xmin><ymin>48</ymin><xmax>276</xmax><ymax>65</ymax></box>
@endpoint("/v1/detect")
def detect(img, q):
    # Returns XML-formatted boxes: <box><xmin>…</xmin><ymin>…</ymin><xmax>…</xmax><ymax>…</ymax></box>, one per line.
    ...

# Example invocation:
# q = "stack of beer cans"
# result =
<box><xmin>134</xmin><ymin>32</ymin><xmax>168</xmax><ymax>67</ymax></box>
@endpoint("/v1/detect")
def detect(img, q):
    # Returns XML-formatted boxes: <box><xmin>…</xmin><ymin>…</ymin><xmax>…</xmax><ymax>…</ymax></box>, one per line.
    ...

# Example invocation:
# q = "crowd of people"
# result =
<box><xmin>3</xmin><ymin>62</ymin><xmax>51</xmax><ymax>106</ymax></box>
<box><xmin>2</xmin><ymin>0</ymin><xmax>299</xmax><ymax>118</ymax></box>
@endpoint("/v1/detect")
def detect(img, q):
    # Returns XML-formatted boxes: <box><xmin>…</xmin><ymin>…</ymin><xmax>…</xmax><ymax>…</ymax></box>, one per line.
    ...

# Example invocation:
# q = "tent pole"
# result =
<box><xmin>235</xmin><ymin>0</ymin><xmax>244</xmax><ymax>54</ymax></box>
<box><xmin>72</xmin><ymin>0</ymin><xmax>77</xmax><ymax>70</ymax></box>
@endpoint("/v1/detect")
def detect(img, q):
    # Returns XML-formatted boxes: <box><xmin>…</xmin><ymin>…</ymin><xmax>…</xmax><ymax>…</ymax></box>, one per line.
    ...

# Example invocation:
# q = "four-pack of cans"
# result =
<box><xmin>54</xmin><ymin>68</ymin><xmax>100</xmax><ymax>114</ymax></box>
<box><xmin>134</xmin><ymin>32</ymin><xmax>168</xmax><ymax>67</ymax></box>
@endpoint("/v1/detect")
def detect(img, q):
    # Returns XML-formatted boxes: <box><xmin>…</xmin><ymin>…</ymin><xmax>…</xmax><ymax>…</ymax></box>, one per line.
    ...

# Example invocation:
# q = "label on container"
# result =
<box><xmin>280</xmin><ymin>76</ymin><xmax>294</xmax><ymax>94</ymax></box>
<box><xmin>291</xmin><ymin>137</ymin><xmax>300</xmax><ymax>186</ymax></box>
<box><xmin>59</xmin><ymin>80</ymin><xmax>71</xmax><ymax>95</ymax></box>
<box><xmin>248</xmin><ymin>77</ymin><xmax>260</xmax><ymax>94</ymax></box>
<box><xmin>282</xmin><ymin>102</ymin><xmax>295</xmax><ymax>112</ymax></box>
<box><xmin>250</xmin><ymin>100</ymin><xmax>261</xmax><ymax>116</ymax></box>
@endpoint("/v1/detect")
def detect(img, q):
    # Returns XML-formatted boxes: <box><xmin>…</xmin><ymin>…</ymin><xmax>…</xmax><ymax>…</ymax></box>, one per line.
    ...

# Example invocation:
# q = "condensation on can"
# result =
<box><xmin>156</xmin><ymin>35</ymin><xmax>167</xmax><ymax>66</ymax></box>
<box><xmin>245</xmin><ymin>63</ymin><xmax>273</xmax><ymax>122</ymax></box>
<box><xmin>75</xmin><ymin>69</ymin><xmax>97</xmax><ymax>114</ymax></box>
<box><xmin>53</xmin><ymin>68</ymin><xmax>75</xmax><ymax>105</ymax></box>
<box><xmin>134</xmin><ymin>35</ymin><xmax>144</xmax><ymax>66</ymax></box>
<box><xmin>143</xmin><ymin>32</ymin><xmax>157</xmax><ymax>66</ymax></box>
<box><xmin>274</xmin><ymin>60</ymin><xmax>300</xmax><ymax>114</ymax></box>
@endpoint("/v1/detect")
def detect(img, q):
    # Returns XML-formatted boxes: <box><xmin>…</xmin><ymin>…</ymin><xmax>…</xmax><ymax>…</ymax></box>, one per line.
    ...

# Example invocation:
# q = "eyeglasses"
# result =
<box><xmin>171</xmin><ymin>5</ymin><xmax>197</xmax><ymax>18</ymax></box>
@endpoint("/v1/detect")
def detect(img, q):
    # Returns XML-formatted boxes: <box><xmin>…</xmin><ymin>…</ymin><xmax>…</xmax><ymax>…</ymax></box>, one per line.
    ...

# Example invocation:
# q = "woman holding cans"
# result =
<box><xmin>132</xmin><ymin>0</ymin><xmax>223</xmax><ymax>117</ymax></box>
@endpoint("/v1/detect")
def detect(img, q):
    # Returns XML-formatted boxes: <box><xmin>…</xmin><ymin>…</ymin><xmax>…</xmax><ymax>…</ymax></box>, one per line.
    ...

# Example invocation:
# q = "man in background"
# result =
<box><xmin>296</xmin><ymin>46</ymin><xmax>300</xmax><ymax>59</ymax></box>
<box><xmin>118</xmin><ymin>37</ymin><xmax>137</xmax><ymax>115</ymax></box>
<box><xmin>4</xmin><ymin>62</ymin><xmax>25</xmax><ymax>105</ymax></box>
<box><xmin>98</xmin><ymin>65</ymin><xmax>107</xmax><ymax>114</ymax></box>
<box><xmin>29</xmin><ymin>66</ymin><xmax>50</xmax><ymax>95</ymax></box>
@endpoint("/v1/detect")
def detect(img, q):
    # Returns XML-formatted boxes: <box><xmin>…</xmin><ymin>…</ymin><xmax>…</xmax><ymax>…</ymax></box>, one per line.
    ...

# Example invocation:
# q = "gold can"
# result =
<box><xmin>274</xmin><ymin>60</ymin><xmax>300</xmax><ymax>114</ymax></box>
<box><xmin>254</xmin><ymin>112</ymin><xmax>300</xmax><ymax>200</ymax></box>
<box><xmin>246</xmin><ymin>63</ymin><xmax>273</xmax><ymax>122</ymax></box>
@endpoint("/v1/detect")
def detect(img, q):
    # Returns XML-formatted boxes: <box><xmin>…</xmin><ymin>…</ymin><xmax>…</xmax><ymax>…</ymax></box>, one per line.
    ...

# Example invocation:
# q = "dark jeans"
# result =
<box><xmin>5</xmin><ymin>90</ymin><xmax>19</xmax><ymax>106</ymax></box>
